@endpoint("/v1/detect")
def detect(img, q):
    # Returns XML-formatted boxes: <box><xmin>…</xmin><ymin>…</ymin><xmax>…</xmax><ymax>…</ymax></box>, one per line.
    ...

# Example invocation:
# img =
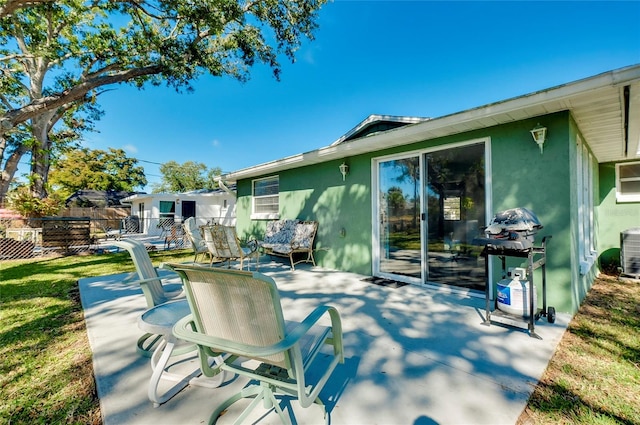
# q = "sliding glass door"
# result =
<box><xmin>377</xmin><ymin>156</ymin><xmax>422</xmax><ymax>280</ymax></box>
<box><xmin>375</xmin><ymin>141</ymin><xmax>487</xmax><ymax>292</ymax></box>
<box><xmin>424</xmin><ymin>143</ymin><xmax>486</xmax><ymax>291</ymax></box>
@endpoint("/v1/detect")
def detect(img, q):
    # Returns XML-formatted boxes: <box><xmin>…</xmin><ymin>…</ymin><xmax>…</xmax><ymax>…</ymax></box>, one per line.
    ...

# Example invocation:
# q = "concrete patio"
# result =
<box><xmin>79</xmin><ymin>257</ymin><xmax>570</xmax><ymax>425</ymax></box>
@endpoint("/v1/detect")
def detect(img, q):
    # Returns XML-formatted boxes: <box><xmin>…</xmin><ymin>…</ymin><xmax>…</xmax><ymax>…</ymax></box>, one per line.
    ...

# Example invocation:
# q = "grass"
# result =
<box><xmin>0</xmin><ymin>249</ymin><xmax>194</xmax><ymax>424</ymax></box>
<box><xmin>518</xmin><ymin>274</ymin><xmax>640</xmax><ymax>425</ymax></box>
<box><xmin>1</xmin><ymin>251</ymin><xmax>638</xmax><ymax>424</ymax></box>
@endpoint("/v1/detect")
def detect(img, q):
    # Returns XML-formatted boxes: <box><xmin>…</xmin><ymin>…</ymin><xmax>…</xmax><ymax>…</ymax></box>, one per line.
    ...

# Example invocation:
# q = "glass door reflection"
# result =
<box><xmin>378</xmin><ymin>156</ymin><xmax>422</xmax><ymax>279</ymax></box>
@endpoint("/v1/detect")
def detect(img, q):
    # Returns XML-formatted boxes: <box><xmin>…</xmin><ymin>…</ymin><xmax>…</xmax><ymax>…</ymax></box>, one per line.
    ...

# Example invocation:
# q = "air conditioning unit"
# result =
<box><xmin>620</xmin><ymin>228</ymin><xmax>640</xmax><ymax>278</ymax></box>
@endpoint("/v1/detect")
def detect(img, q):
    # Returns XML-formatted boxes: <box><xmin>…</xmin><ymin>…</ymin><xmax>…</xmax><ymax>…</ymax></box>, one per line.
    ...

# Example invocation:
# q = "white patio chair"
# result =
<box><xmin>113</xmin><ymin>239</ymin><xmax>185</xmax><ymax>356</ymax></box>
<box><xmin>182</xmin><ymin>217</ymin><xmax>211</xmax><ymax>263</ymax></box>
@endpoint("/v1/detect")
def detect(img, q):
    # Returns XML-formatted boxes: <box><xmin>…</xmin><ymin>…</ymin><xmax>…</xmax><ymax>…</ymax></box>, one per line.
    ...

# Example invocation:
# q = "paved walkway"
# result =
<box><xmin>79</xmin><ymin>259</ymin><xmax>570</xmax><ymax>425</ymax></box>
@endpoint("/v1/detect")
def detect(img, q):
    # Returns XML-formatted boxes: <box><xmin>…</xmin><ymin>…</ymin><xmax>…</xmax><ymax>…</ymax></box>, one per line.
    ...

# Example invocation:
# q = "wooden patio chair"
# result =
<box><xmin>167</xmin><ymin>263</ymin><xmax>344</xmax><ymax>425</ymax></box>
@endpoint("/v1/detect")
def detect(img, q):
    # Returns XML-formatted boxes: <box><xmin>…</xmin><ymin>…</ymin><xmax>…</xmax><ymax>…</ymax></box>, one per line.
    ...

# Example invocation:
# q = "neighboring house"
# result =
<box><xmin>218</xmin><ymin>65</ymin><xmax>640</xmax><ymax>315</ymax></box>
<box><xmin>121</xmin><ymin>187</ymin><xmax>236</xmax><ymax>236</ymax></box>
<box><xmin>65</xmin><ymin>190</ymin><xmax>137</xmax><ymax>207</ymax></box>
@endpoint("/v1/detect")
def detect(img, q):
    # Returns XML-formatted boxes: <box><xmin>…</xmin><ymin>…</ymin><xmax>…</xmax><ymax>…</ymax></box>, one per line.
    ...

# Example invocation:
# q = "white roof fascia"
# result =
<box><xmin>121</xmin><ymin>192</ymin><xmax>230</xmax><ymax>203</ymax></box>
<box><xmin>218</xmin><ymin>65</ymin><xmax>640</xmax><ymax>184</ymax></box>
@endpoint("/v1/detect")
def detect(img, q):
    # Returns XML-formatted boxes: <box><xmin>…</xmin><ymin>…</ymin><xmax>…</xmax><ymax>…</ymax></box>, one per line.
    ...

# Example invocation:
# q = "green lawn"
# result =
<box><xmin>0</xmin><ymin>249</ymin><xmax>193</xmax><ymax>424</ymax></box>
<box><xmin>1</xmin><ymin>251</ymin><xmax>638</xmax><ymax>424</ymax></box>
<box><xmin>518</xmin><ymin>274</ymin><xmax>640</xmax><ymax>425</ymax></box>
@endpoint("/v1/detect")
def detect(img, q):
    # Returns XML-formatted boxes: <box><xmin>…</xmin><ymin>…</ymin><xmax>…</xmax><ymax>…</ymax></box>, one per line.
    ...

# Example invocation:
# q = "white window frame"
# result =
<box><xmin>159</xmin><ymin>200</ymin><xmax>176</xmax><ymax>222</ymax></box>
<box><xmin>251</xmin><ymin>175</ymin><xmax>280</xmax><ymax>220</ymax></box>
<box><xmin>616</xmin><ymin>161</ymin><xmax>640</xmax><ymax>203</ymax></box>
<box><xmin>577</xmin><ymin>136</ymin><xmax>596</xmax><ymax>275</ymax></box>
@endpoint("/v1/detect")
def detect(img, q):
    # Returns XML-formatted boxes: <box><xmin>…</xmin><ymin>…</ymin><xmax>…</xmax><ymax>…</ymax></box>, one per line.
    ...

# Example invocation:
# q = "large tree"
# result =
<box><xmin>153</xmin><ymin>160</ymin><xmax>220</xmax><ymax>193</ymax></box>
<box><xmin>48</xmin><ymin>147</ymin><xmax>147</xmax><ymax>198</ymax></box>
<box><xmin>0</xmin><ymin>1</ymin><xmax>57</xmax><ymax>17</ymax></box>
<box><xmin>0</xmin><ymin>0</ymin><xmax>328</xmax><ymax>202</ymax></box>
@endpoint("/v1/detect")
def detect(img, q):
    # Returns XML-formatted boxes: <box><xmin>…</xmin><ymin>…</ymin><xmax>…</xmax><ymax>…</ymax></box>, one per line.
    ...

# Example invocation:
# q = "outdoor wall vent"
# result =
<box><xmin>620</xmin><ymin>228</ymin><xmax>640</xmax><ymax>278</ymax></box>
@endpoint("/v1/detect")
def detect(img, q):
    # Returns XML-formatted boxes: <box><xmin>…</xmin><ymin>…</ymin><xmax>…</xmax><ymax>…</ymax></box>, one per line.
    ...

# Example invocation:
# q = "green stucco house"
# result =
<box><xmin>219</xmin><ymin>65</ymin><xmax>640</xmax><ymax>315</ymax></box>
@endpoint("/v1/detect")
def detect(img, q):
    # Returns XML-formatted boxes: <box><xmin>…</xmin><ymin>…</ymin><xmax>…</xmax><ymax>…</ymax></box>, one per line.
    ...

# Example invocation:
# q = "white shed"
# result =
<box><xmin>121</xmin><ymin>188</ymin><xmax>236</xmax><ymax>236</ymax></box>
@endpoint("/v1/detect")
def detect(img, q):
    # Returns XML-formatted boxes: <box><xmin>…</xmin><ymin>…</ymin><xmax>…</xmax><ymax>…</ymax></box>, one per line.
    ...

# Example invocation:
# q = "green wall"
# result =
<box><xmin>236</xmin><ymin>159</ymin><xmax>375</xmax><ymax>274</ymax></box>
<box><xmin>236</xmin><ymin>111</ymin><xmax>597</xmax><ymax>313</ymax></box>
<box><xmin>487</xmin><ymin>112</ymin><xmax>574</xmax><ymax>313</ymax></box>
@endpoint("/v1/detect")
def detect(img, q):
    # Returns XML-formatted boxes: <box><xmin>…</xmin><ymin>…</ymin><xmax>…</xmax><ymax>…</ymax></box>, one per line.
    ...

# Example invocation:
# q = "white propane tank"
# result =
<box><xmin>496</xmin><ymin>267</ymin><xmax>537</xmax><ymax>317</ymax></box>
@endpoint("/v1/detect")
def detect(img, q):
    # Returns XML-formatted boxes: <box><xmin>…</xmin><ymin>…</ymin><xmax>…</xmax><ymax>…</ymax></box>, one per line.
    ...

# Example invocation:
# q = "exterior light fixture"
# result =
<box><xmin>176</xmin><ymin>198</ymin><xmax>180</xmax><ymax>205</ymax></box>
<box><xmin>339</xmin><ymin>162</ymin><xmax>349</xmax><ymax>181</ymax></box>
<box><xmin>530</xmin><ymin>123</ymin><xmax>547</xmax><ymax>154</ymax></box>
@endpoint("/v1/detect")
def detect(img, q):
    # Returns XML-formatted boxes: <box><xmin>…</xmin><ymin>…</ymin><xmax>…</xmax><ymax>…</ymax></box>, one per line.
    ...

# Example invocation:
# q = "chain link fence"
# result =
<box><xmin>0</xmin><ymin>212</ymin><xmax>217</xmax><ymax>261</ymax></box>
<box><xmin>0</xmin><ymin>207</ymin><xmax>128</xmax><ymax>260</ymax></box>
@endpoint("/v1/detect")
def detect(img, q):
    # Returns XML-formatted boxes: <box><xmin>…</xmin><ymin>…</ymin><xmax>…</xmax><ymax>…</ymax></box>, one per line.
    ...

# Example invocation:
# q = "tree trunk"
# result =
<box><xmin>29</xmin><ymin>113</ymin><xmax>54</xmax><ymax>199</ymax></box>
<box><xmin>0</xmin><ymin>142</ymin><xmax>28</xmax><ymax>204</ymax></box>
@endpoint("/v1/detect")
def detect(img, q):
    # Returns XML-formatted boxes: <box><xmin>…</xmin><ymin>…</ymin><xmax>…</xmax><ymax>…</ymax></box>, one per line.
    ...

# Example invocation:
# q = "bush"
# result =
<box><xmin>7</xmin><ymin>188</ymin><xmax>63</xmax><ymax>218</ymax></box>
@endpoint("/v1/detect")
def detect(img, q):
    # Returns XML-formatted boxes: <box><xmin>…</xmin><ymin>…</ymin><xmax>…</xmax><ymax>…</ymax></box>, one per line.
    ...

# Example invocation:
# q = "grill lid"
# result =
<box><xmin>485</xmin><ymin>207</ymin><xmax>542</xmax><ymax>236</ymax></box>
<box><xmin>473</xmin><ymin>207</ymin><xmax>543</xmax><ymax>251</ymax></box>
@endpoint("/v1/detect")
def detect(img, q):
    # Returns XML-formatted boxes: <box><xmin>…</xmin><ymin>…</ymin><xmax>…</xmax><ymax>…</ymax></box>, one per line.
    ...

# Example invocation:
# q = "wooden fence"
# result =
<box><xmin>58</xmin><ymin>207</ymin><xmax>131</xmax><ymax>233</ymax></box>
<box><xmin>0</xmin><ymin>207</ymin><xmax>130</xmax><ymax>260</ymax></box>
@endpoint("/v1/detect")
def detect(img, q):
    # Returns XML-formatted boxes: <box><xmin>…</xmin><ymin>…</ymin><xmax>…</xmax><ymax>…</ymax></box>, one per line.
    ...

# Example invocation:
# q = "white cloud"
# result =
<box><xmin>123</xmin><ymin>144</ymin><xmax>138</xmax><ymax>153</ymax></box>
<box><xmin>303</xmin><ymin>51</ymin><xmax>315</xmax><ymax>65</ymax></box>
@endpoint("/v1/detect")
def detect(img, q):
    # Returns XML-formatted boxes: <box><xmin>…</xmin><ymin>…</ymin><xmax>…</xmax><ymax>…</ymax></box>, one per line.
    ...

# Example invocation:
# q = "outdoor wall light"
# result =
<box><xmin>339</xmin><ymin>162</ymin><xmax>349</xmax><ymax>181</ymax></box>
<box><xmin>530</xmin><ymin>123</ymin><xmax>547</xmax><ymax>154</ymax></box>
<box><xmin>176</xmin><ymin>198</ymin><xmax>180</xmax><ymax>205</ymax></box>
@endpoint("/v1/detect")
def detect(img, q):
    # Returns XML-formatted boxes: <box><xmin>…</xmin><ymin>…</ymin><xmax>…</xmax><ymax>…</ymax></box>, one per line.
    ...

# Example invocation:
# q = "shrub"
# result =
<box><xmin>7</xmin><ymin>188</ymin><xmax>63</xmax><ymax>218</ymax></box>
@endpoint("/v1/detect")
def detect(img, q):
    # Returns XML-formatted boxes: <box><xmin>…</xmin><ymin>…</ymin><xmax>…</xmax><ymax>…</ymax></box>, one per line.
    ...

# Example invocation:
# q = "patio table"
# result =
<box><xmin>138</xmin><ymin>299</ymin><xmax>225</xmax><ymax>406</ymax></box>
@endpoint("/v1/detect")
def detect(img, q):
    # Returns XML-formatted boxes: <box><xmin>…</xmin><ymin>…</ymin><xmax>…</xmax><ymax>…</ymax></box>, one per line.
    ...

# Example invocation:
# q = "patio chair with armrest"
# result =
<box><xmin>168</xmin><ymin>263</ymin><xmax>344</xmax><ymax>425</ymax></box>
<box><xmin>113</xmin><ymin>239</ymin><xmax>185</xmax><ymax>356</ymax></box>
<box><xmin>202</xmin><ymin>225</ymin><xmax>259</xmax><ymax>270</ymax></box>
<box><xmin>99</xmin><ymin>221</ymin><xmax>122</xmax><ymax>241</ymax></box>
<box><xmin>182</xmin><ymin>217</ymin><xmax>211</xmax><ymax>263</ymax></box>
<box><xmin>164</xmin><ymin>223</ymin><xmax>184</xmax><ymax>250</ymax></box>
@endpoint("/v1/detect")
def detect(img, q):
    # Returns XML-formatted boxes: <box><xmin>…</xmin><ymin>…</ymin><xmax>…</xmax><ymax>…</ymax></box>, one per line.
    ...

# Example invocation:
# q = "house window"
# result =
<box><xmin>252</xmin><ymin>176</ymin><xmax>279</xmax><ymax>219</ymax></box>
<box><xmin>577</xmin><ymin>137</ymin><xmax>596</xmax><ymax>274</ymax></box>
<box><xmin>159</xmin><ymin>201</ymin><xmax>176</xmax><ymax>227</ymax></box>
<box><xmin>616</xmin><ymin>161</ymin><xmax>640</xmax><ymax>202</ymax></box>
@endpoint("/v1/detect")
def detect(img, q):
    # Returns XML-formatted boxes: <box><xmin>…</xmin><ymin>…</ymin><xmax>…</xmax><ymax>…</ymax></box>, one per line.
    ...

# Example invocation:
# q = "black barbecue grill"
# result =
<box><xmin>474</xmin><ymin>207</ymin><xmax>555</xmax><ymax>339</ymax></box>
<box><xmin>473</xmin><ymin>207</ymin><xmax>543</xmax><ymax>251</ymax></box>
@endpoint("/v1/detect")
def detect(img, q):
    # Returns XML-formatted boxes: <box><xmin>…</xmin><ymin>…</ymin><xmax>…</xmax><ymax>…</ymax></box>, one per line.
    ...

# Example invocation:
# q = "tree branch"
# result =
<box><xmin>1</xmin><ymin>64</ymin><xmax>162</xmax><ymax>131</ymax></box>
<box><xmin>0</xmin><ymin>0</ymin><xmax>56</xmax><ymax>18</ymax></box>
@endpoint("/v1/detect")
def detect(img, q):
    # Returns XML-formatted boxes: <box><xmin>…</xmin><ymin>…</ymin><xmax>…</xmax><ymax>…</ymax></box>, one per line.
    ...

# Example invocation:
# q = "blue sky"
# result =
<box><xmin>81</xmin><ymin>0</ymin><xmax>640</xmax><ymax>192</ymax></box>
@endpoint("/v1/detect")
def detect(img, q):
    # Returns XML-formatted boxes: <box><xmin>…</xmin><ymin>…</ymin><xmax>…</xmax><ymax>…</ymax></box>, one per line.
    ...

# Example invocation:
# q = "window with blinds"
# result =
<box><xmin>616</xmin><ymin>161</ymin><xmax>640</xmax><ymax>202</ymax></box>
<box><xmin>252</xmin><ymin>176</ymin><xmax>279</xmax><ymax>218</ymax></box>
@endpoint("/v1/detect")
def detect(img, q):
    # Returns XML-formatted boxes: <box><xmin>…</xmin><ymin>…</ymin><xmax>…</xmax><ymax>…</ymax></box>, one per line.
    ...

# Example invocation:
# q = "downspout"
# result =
<box><xmin>217</xmin><ymin>178</ymin><xmax>235</xmax><ymax>195</ymax></box>
<box><xmin>623</xmin><ymin>85</ymin><xmax>630</xmax><ymax>157</ymax></box>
